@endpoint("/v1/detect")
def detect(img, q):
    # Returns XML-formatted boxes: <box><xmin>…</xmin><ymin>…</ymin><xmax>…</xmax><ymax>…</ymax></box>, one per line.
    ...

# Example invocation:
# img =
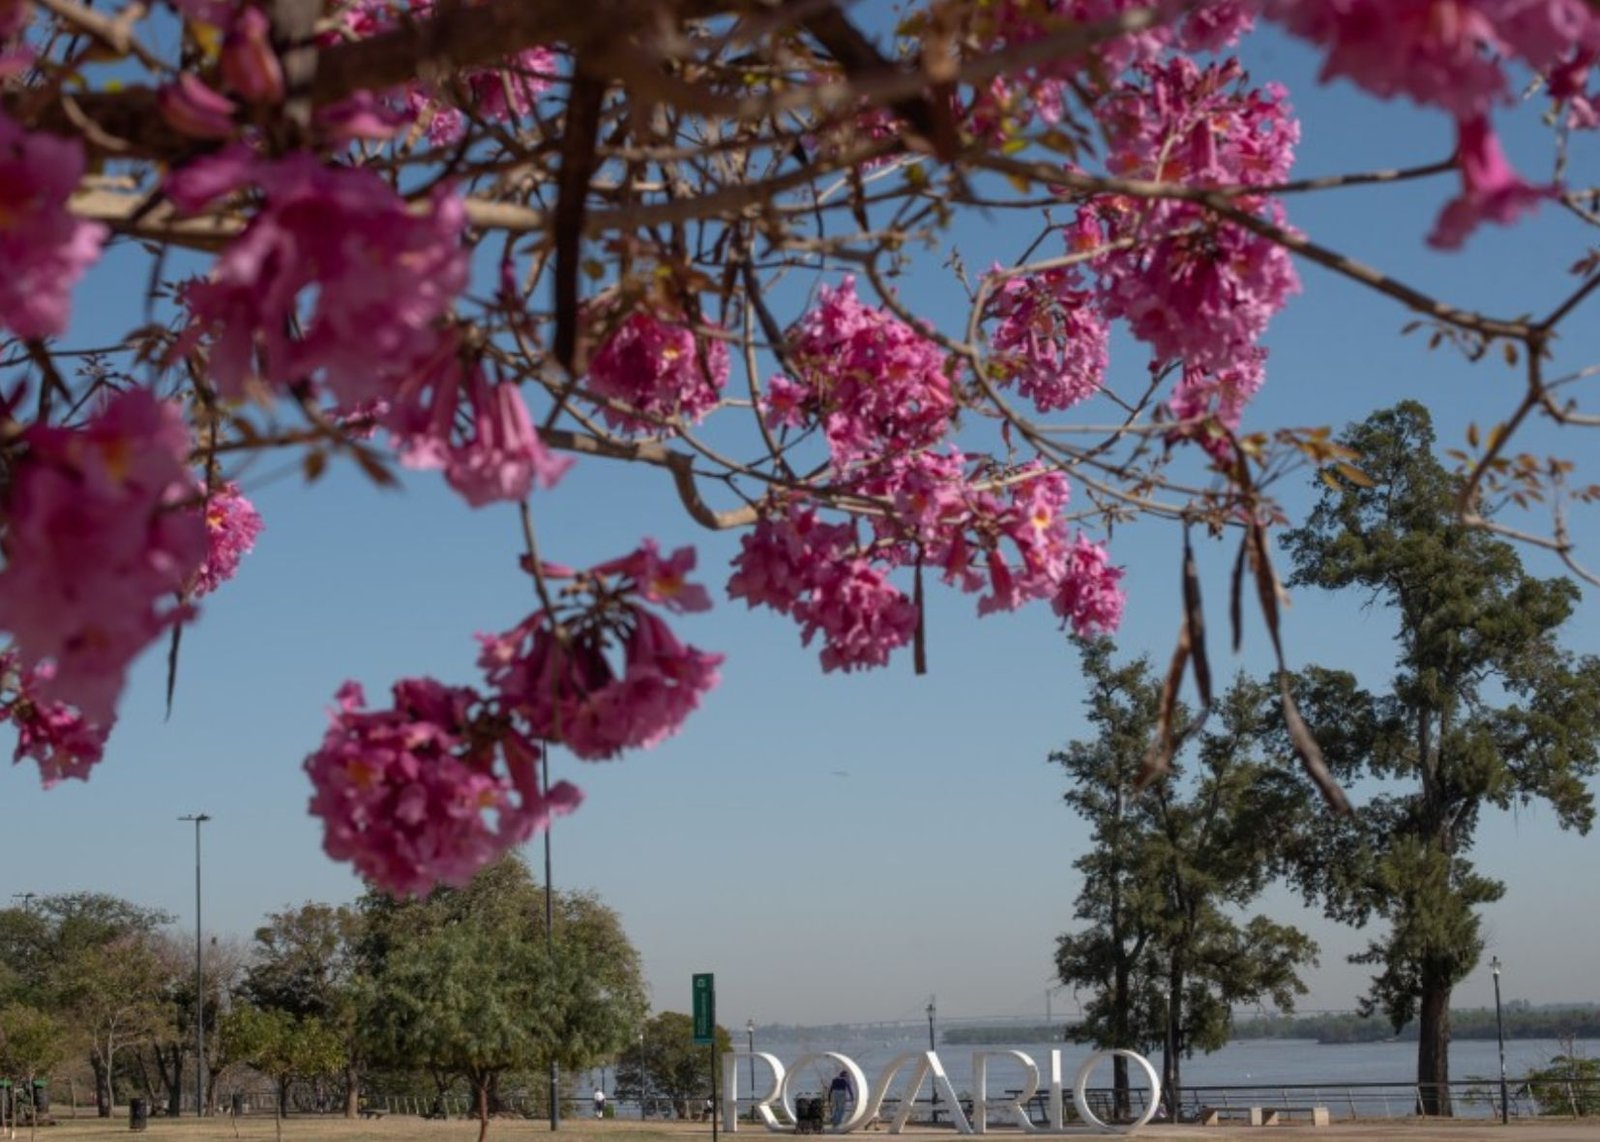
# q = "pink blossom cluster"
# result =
<box><xmin>479</xmin><ymin>544</ymin><xmax>723</xmax><ymax>756</ymax></box>
<box><xmin>765</xmin><ymin>276</ymin><xmax>955</xmax><ymax>467</ymax></box>
<box><xmin>336</xmin><ymin>0</ymin><xmax>555</xmax><ymax>145</ymax></box>
<box><xmin>585</xmin><ymin>305</ymin><xmax>731</xmax><ymax>433</ymax></box>
<box><xmin>1051</xmin><ymin>532</ymin><xmax>1126</xmax><ymax>637</ymax></box>
<box><xmin>1262</xmin><ymin>0</ymin><xmax>1600</xmax><ymax>120</ymax></box>
<box><xmin>170</xmin><ymin>148</ymin><xmax>468</xmax><ymax>407</ymax></box>
<box><xmin>0</xmin><ymin>654</ymin><xmax>111</xmax><ymax>787</ymax></box>
<box><xmin>728</xmin><ymin>502</ymin><xmax>919</xmax><ymax>672</ymax></box>
<box><xmin>189</xmin><ymin>481</ymin><xmax>264</xmax><ymax>598</ymax></box>
<box><xmin>388</xmin><ymin>337</ymin><xmax>574</xmax><ymax>507</ymax></box>
<box><xmin>864</xmin><ymin>455</ymin><xmax>1125</xmax><ymax>631</ymax></box>
<box><xmin>307</xmin><ymin>543</ymin><xmax>718</xmax><ymax>892</ymax></box>
<box><xmin>1163</xmin><ymin>348</ymin><xmax>1268</xmax><ymax>461</ymax></box>
<box><xmin>0</xmin><ymin>112</ymin><xmax>107</xmax><ymax>339</ymax></box>
<box><xmin>0</xmin><ymin>390</ymin><xmax>207</xmax><ymax>728</ymax></box>
<box><xmin>983</xmin><ymin>267</ymin><xmax>1109</xmax><ymax>413</ymax></box>
<box><xmin>1087</xmin><ymin>56</ymin><xmax>1301</xmax><ymax>377</ymax></box>
<box><xmin>1259</xmin><ymin>1</ymin><xmax>1600</xmax><ymax>246</ymax></box>
<box><xmin>304</xmin><ymin>678</ymin><xmax>581</xmax><ymax>896</ymax></box>
<box><xmin>962</xmin><ymin>0</ymin><xmax>1257</xmax><ymax>137</ymax></box>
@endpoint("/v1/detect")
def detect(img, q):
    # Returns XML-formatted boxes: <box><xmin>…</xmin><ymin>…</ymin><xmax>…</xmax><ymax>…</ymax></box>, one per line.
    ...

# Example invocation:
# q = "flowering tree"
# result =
<box><xmin>3</xmin><ymin>0</ymin><xmax>1600</xmax><ymax>917</ymax></box>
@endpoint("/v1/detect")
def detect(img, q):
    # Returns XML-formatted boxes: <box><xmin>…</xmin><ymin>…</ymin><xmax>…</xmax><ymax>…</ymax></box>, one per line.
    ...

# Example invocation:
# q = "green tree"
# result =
<box><xmin>0</xmin><ymin>1002</ymin><xmax>69</xmax><ymax>1130</ymax></box>
<box><xmin>223</xmin><ymin>1006</ymin><xmax>345</xmax><ymax>1142</ymax></box>
<box><xmin>1051</xmin><ymin>639</ymin><xmax>1169</xmax><ymax>1114</ymax></box>
<box><xmin>1527</xmin><ymin>1049</ymin><xmax>1600</xmax><ymax>1117</ymax></box>
<box><xmin>617</xmin><ymin>1012</ymin><xmax>732</xmax><ymax>1118</ymax></box>
<box><xmin>6</xmin><ymin>895</ymin><xmax>173</xmax><ymax>1118</ymax></box>
<box><xmin>1280</xmin><ymin>401</ymin><xmax>1600</xmax><ymax>1116</ymax></box>
<box><xmin>1052</xmin><ymin>641</ymin><xmax>1318</xmax><ymax>1118</ymax></box>
<box><xmin>244</xmin><ymin>903</ymin><xmax>366</xmax><ymax>1117</ymax></box>
<box><xmin>358</xmin><ymin>855</ymin><xmax>646</xmax><ymax>1142</ymax></box>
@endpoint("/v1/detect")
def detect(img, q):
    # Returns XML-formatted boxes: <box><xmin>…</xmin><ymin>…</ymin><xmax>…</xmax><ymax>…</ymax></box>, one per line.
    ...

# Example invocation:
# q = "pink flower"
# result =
<box><xmin>0</xmin><ymin>112</ymin><xmax>107</xmax><ymax>338</ymax></box>
<box><xmin>1164</xmin><ymin>350</ymin><xmax>1268</xmax><ymax>463</ymax></box>
<box><xmin>333</xmin><ymin>0</ymin><xmax>554</xmax><ymax>144</ymax></box>
<box><xmin>727</xmin><ymin>503</ymin><xmax>918</xmax><ymax>672</ymax></box>
<box><xmin>594</xmin><ymin>540</ymin><xmax>713</xmax><ymax>613</ymax></box>
<box><xmin>1264</xmin><ymin>0</ymin><xmax>1600</xmax><ymax>119</ymax></box>
<box><xmin>189</xmin><ymin>481</ymin><xmax>264</xmax><ymax>598</ymax></box>
<box><xmin>220</xmin><ymin>6</ymin><xmax>284</xmax><ymax>105</ymax></box>
<box><xmin>389</xmin><ymin>338</ymin><xmax>573</xmax><ymax>506</ymax></box>
<box><xmin>0</xmin><ymin>390</ymin><xmax>206</xmax><ymax>726</ymax></box>
<box><xmin>1052</xmin><ymin>533</ymin><xmax>1126</xmax><ymax>637</ymax></box>
<box><xmin>960</xmin><ymin>0</ymin><xmax>1256</xmax><ymax>138</ymax></box>
<box><xmin>174</xmin><ymin>154</ymin><xmax>468</xmax><ymax>406</ymax></box>
<box><xmin>984</xmin><ymin>267</ymin><xmax>1109</xmax><ymax>413</ymax></box>
<box><xmin>480</xmin><ymin>604</ymin><xmax>723</xmax><ymax>759</ymax></box>
<box><xmin>585</xmin><ymin>306</ymin><xmax>730</xmax><ymax>433</ymax></box>
<box><xmin>1087</xmin><ymin>57</ymin><xmax>1301</xmax><ymax>374</ymax></box>
<box><xmin>1427</xmin><ymin>115</ymin><xmax>1556</xmax><ymax>249</ymax></box>
<box><xmin>477</xmin><ymin>545</ymin><xmax>722</xmax><ymax>756</ymax></box>
<box><xmin>158</xmin><ymin>74</ymin><xmax>238</xmax><ymax>139</ymax></box>
<box><xmin>776</xmin><ymin>276</ymin><xmax>955</xmax><ymax>468</ymax></box>
<box><xmin>305</xmin><ymin>677</ymin><xmax>581</xmax><ymax>896</ymax></box>
<box><xmin>1</xmin><ymin>654</ymin><xmax>111</xmax><ymax>787</ymax></box>
<box><xmin>0</xmin><ymin>0</ymin><xmax>32</xmax><ymax>74</ymax></box>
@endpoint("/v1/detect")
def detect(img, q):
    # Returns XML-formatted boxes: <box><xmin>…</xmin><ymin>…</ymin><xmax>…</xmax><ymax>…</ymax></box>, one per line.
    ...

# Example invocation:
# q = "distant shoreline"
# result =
<box><xmin>939</xmin><ymin>1007</ymin><xmax>1600</xmax><ymax>1047</ymax></box>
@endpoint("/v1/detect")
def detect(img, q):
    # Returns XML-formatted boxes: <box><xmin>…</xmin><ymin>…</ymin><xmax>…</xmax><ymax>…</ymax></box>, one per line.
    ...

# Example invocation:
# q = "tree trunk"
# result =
<box><xmin>474</xmin><ymin>1074</ymin><xmax>491</xmax><ymax>1142</ymax></box>
<box><xmin>1162</xmin><ymin>964</ymin><xmax>1183</xmax><ymax>1123</ymax></box>
<box><xmin>343</xmin><ymin>1064</ymin><xmax>359</xmax><ymax>1119</ymax></box>
<box><xmin>91</xmin><ymin>1054</ymin><xmax>111</xmax><ymax>1118</ymax></box>
<box><xmin>1415</xmin><ymin>976</ymin><xmax>1453</xmax><ymax>1116</ymax></box>
<box><xmin>155</xmin><ymin>1044</ymin><xmax>182</xmax><ymax>1118</ymax></box>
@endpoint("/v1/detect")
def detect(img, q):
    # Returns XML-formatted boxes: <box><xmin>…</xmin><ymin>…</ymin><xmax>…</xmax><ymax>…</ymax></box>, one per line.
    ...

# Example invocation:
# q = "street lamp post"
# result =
<box><xmin>638</xmin><ymin>1031</ymin><xmax>648</xmax><ymax>1120</ymax></box>
<box><xmin>1491</xmin><ymin>957</ymin><xmax>1508</xmax><ymax>1125</ymax></box>
<box><xmin>178</xmin><ymin>814</ymin><xmax>210</xmax><ymax>1117</ymax></box>
<box><xmin>542</xmin><ymin>755</ymin><xmax>560</xmax><ymax>1132</ymax></box>
<box><xmin>746</xmin><ymin>1020</ymin><xmax>756</xmax><ymax>1111</ymax></box>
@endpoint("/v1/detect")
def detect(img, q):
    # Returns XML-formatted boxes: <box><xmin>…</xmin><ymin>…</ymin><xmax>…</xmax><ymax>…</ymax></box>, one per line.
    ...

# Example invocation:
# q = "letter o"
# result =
<box><xmin>1071</xmin><ymin>1050</ymin><xmax>1161</xmax><ymax>1133</ymax></box>
<box><xmin>781</xmin><ymin>1053</ymin><xmax>870</xmax><ymax>1132</ymax></box>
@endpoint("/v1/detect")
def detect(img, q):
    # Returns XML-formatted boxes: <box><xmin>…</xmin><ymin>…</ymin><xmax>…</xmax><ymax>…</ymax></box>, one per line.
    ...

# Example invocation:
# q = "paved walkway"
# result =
<box><xmin>810</xmin><ymin>1124</ymin><xmax>1600</xmax><ymax>1142</ymax></box>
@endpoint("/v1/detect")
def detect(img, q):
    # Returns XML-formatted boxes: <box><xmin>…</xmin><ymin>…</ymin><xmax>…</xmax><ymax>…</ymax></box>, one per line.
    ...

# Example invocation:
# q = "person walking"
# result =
<box><xmin>593</xmin><ymin>1088</ymin><xmax>607</xmax><ymax>1119</ymax></box>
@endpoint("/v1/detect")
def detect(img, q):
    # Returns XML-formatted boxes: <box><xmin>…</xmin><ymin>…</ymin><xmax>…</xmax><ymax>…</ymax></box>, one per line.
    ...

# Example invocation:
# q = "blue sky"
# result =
<box><xmin>4</xmin><ymin>19</ymin><xmax>1600</xmax><ymax>1032</ymax></box>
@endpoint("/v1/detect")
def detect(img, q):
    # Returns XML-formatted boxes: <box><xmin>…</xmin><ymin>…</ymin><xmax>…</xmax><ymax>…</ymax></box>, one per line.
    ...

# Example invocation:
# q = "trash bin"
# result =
<box><xmin>129</xmin><ymin>1099</ymin><xmax>149</xmax><ymax>1132</ymax></box>
<box><xmin>230</xmin><ymin>1093</ymin><xmax>243</xmax><ymax>1118</ymax></box>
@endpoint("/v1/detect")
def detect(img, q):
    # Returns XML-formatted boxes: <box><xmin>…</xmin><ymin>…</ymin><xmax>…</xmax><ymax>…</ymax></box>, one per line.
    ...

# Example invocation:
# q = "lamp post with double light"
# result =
<box><xmin>178</xmin><ymin>814</ymin><xmax>210</xmax><ymax>1117</ymax></box>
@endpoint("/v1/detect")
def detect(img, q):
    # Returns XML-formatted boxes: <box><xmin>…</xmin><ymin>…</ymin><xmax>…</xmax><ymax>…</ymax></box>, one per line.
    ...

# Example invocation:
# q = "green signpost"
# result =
<box><xmin>693</xmin><ymin>972</ymin><xmax>716</xmax><ymax>1043</ymax></box>
<box><xmin>694</xmin><ymin>973</ymin><xmax>717</xmax><ymax>1142</ymax></box>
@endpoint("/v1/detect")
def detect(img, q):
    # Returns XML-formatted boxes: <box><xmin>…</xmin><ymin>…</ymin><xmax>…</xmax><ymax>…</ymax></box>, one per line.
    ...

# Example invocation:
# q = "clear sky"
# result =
<box><xmin>3</xmin><ymin>21</ymin><xmax>1599</xmax><ymax>1033</ymax></box>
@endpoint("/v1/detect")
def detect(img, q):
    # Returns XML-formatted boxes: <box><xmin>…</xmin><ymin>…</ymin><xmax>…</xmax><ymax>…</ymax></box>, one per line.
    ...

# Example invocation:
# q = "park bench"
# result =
<box><xmin>358</xmin><ymin>1107</ymin><xmax>387</xmax><ymax>1120</ymax></box>
<box><xmin>1199</xmin><ymin>1105</ymin><xmax>1330</xmax><ymax>1127</ymax></box>
<box><xmin>1199</xmin><ymin>1105</ymin><xmax>1266</xmax><ymax>1126</ymax></box>
<box><xmin>1257</xmin><ymin>1106</ymin><xmax>1330</xmax><ymax>1126</ymax></box>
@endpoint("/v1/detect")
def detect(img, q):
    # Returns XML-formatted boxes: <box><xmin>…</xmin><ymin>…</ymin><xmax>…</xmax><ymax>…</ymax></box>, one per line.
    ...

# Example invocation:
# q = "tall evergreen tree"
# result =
<box><xmin>1279</xmin><ymin>401</ymin><xmax>1600</xmax><ymax>1116</ymax></box>
<box><xmin>1052</xmin><ymin>641</ymin><xmax>1316</xmax><ymax>1118</ymax></box>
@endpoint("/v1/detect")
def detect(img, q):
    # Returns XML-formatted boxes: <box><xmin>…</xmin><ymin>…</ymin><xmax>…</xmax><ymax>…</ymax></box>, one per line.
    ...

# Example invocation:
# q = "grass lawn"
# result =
<box><xmin>13</xmin><ymin>1116</ymin><xmax>720</xmax><ymax>1142</ymax></box>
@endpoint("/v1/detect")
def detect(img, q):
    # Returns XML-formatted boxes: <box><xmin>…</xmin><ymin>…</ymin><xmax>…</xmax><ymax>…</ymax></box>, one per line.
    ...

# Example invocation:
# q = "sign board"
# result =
<box><xmin>692</xmin><ymin>972</ymin><xmax>715</xmax><ymax>1044</ymax></box>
